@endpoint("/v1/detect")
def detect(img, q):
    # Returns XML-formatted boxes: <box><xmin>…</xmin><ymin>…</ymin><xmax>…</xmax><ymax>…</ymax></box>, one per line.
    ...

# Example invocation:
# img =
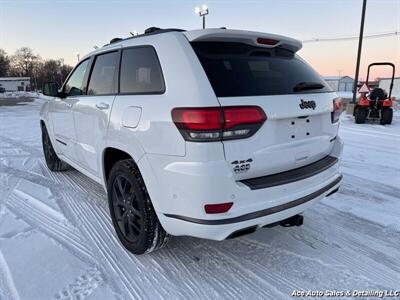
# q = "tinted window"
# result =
<box><xmin>191</xmin><ymin>42</ymin><xmax>332</xmax><ymax>97</ymax></box>
<box><xmin>87</xmin><ymin>51</ymin><xmax>119</xmax><ymax>95</ymax></box>
<box><xmin>120</xmin><ymin>47</ymin><xmax>164</xmax><ymax>94</ymax></box>
<box><xmin>64</xmin><ymin>59</ymin><xmax>89</xmax><ymax>96</ymax></box>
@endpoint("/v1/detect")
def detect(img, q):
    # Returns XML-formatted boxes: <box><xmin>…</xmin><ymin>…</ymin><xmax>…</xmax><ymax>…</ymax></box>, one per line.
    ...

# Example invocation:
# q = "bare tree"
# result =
<box><xmin>36</xmin><ymin>59</ymin><xmax>73</xmax><ymax>89</ymax></box>
<box><xmin>10</xmin><ymin>47</ymin><xmax>41</xmax><ymax>77</ymax></box>
<box><xmin>0</xmin><ymin>49</ymin><xmax>10</xmax><ymax>77</ymax></box>
<box><xmin>0</xmin><ymin>47</ymin><xmax>73</xmax><ymax>90</ymax></box>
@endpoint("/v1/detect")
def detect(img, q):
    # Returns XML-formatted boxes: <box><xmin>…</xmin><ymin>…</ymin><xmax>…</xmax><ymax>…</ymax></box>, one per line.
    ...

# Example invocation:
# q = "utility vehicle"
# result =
<box><xmin>354</xmin><ymin>62</ymin><xmax>395</xmax><ymax>125</ymax></box>
<box><xmin>41</xmin><ymin>27</ymin><xmax>343</xmax><ymax>254</ymax></box>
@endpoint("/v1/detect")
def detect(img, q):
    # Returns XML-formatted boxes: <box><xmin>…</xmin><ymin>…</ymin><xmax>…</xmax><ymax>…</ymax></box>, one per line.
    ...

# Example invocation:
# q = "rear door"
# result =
<box><xmin>191</xmin><ymin>41</ymin><xmax>338</xmax><ymax>180</ymax></box>
<box><xmin>73</xmin><ymin>50</ymin><xmax>120</xmax><ymax>176</ymax></box>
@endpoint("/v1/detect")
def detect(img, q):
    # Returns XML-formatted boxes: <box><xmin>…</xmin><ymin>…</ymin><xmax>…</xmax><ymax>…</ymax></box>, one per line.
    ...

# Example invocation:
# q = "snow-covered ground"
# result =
<box><xmin>0</xmin><ymin>91</ymin><xmax>41</xmax><ymax>99</ymax></box>
<box><xmin>0</xmin><ymin>99</ymin><xmax>399</xmax><ymax>300</ymax></box>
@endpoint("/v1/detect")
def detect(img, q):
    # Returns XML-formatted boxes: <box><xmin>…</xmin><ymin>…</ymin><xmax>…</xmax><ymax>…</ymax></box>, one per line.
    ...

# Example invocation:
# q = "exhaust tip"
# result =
<box><xmin>326</xmin><ymin>187</ymin><xmax>339</xmax><ymax>197</ymax></box>
<box><xmin>280</xmin><ymin>214</ymin><xmax>304</xmax><ymax>227</ymax></box>
<box><xmin>226</xmin><ymin>226</ymin><xmax>257</xmax><ymax>239</ymax></box>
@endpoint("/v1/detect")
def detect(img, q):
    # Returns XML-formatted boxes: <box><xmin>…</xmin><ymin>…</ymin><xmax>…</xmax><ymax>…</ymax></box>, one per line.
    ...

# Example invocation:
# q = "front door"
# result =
<box><xmin>50</xmin><ymin>59</ymin><xmax>90</xmax><ymax>162</ymax></box>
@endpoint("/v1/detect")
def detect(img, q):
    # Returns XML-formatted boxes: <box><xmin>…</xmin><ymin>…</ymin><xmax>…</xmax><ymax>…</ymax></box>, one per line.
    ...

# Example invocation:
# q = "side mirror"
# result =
<box><xmin>43</xmin><ymin>82</ymin><xmax>60</xmax><ymax>97</ymax></box>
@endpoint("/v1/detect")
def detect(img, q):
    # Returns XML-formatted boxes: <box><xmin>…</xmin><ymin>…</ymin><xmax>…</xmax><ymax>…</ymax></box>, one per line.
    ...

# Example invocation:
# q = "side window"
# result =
<box><xmin>87</xmin><ymin>51</ymin><xmax>119</xmax><ymax>95</ymax></box>
<box><xmin>64</xmin><ymin>59</ymin><xmax>89</xmax><ymax>96</ymax></box>
<box><xmin>120</xmin><ymin>47</ymin><xmax>165</xmax><ymax>94</ymax></box>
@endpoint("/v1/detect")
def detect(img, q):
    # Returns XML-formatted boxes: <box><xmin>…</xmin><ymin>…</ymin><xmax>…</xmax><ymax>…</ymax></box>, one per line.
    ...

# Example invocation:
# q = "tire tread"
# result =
<box><xmin>42</xmin><ymin>125</ymin><xmax>70</xmax><ymax>171</ymax></box>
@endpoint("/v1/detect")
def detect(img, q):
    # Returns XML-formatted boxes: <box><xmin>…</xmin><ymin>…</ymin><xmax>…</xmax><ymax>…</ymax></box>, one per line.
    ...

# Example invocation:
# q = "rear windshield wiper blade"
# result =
<box><xmin>293</xmin><ymin>82</ymin><xmax>325</xmax><ymax>92</ymax></box>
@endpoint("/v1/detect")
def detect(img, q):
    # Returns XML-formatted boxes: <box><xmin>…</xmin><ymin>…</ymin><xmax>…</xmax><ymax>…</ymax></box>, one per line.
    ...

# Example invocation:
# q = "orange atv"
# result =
<box><xmin>354</xmin><ymin>62</ymin><xmax>394</xmax><ymax>125</ymax></box>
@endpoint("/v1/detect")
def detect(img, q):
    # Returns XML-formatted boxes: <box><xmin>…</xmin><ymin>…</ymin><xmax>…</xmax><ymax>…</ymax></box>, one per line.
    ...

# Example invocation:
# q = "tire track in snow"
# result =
<box><xmin>216</xmin><ymin>238</ymin><xmax>309</xmax><ymax>294</ymax></box>
<box><xmin>51</xmin><ymin>168</ymin><xmax>206</xmax><ymax>298</ymax></box>
<box><xmin>6</xmin><ymin>193</ymin><xmax>92</xmax><ymax>260</ymax></box>
<box><xmin>343</xmin><ymin>140</ymin><xmax>400</xmax><ymax>156</ymax></box>
<box><xmin>207</xmin><ymin>237</ymin><xmax>324</xmax><ymax>298</ymax></box>
<box><xmin>61</xmin><ymin>192</ymin><xmax>148</xmax><ymax>299</ymax></box>
<box><xmin>184</xmin><ymin>239</ymin><xmax>287</xmax><ymax>299</ymax></box>
<box><xmin>0</xmin><ymin>162</ymin><xmax>66</xmax><ymax>192</ymax></box>
<box><xmin>289</xmin><ymin>204</ymin><xmax>400</xmax><ymax>288</ymax></box>
<box><xmin>54</xmin><ymin>268</ymin><xmax>102</xmax><ymax>300</ymax></box>
<box><xmin>339</xmin><ymin>178</ymin><xmax>400</xmax><ymax>207</ymax></box>
<box><xmin>2</xmin><ymin>156</ymin><xmax>132</xmax><ymax>298</ymax></box>
<box><xmin>95</xmin><ymin>202</ymin><xmax>274</xmax><ymax>299</ymax></box>
<box><xmin>238</xmin><ymin>229</ymin><xmax>391</xmax><ymax>293</ymax></box>
<box><xmin>76</xmin><ymin>196</ymin><xmax>206</xmax><ymax>299</ymax></box>
<box><xmin>62</xmin><ymin>186</ymin><xmax>267</xmax><ymax>300</ymax></box>
<box><xmin>340</xmin><ymin>126</ymin><xmax>400</xmax><ymax>138</ymax></box>
<box><xmin>0</xmin><ymin>136</ymin><xmax>43</xmax><ymax>157</ymax></box>
<box><xmin>0</xmin><ymin>251</ymin><xmax>20</xmax><ymax>300</ymax></box>
<box><xmin>94</xmin><ymin>207</ymin><xmax>222</xmax><ymax>299</ymax></box>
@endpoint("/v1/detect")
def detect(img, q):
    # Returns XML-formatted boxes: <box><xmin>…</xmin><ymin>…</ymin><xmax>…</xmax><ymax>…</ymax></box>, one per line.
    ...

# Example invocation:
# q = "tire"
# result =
<box><xmin>380</xmin><ymin>108</ymin><xmax>393</xmax><ymax>125</ymax></box>
<box><xmin>41</xmin><ymin>125</ymin><xmax>70</xmax><ymax>171</ymax></box>
<box><xmin>355</xmin><ymin>107</ymin><xmax>367</xmax><ymax>124</ymax></box>
<box><xmin>107</xmin><ymin>159</ymin><xmax>169</xmax><ymax>255</ymax></box>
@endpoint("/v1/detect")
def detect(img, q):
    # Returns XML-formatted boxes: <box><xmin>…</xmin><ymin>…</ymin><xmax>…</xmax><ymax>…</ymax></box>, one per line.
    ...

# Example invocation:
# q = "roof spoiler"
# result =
<box><xmin>184</xmin><ymin>29</ymin><xmax>302</xmax><ymax>52</ymax></box>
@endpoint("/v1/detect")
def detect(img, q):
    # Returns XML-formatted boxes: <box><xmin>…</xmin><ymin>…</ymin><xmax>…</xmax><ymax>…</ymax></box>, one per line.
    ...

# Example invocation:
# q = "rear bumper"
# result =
<box><xmin>139</xmin><ymin>136</ymin><xmax>343</xmax><ymax>240</ymax></box>
<box><xmin>158</xmin><ymin>172</ymin><xmax>341</xmax><ymax>240</ymax></box>
<box><xmin>164</xmin><ymin>175</ymin><xmax>341</xmax><ymax>225</ymax></box>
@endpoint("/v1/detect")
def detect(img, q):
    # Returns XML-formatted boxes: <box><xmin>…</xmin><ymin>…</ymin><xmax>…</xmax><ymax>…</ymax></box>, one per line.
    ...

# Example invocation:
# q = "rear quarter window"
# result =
<box><xmin>191</xmin><ymin>42</ymin><xmax>332</xmax><ymax>97</ymax></box>
<box><xmin>119</xmin><ymin>47</ymin><xmax>165</xmax><ymax>94</ymax></box>
<box><xmin>87</xmin><ymin>51</ymin><xmax>119</xmax><ymax>95</ymax></box>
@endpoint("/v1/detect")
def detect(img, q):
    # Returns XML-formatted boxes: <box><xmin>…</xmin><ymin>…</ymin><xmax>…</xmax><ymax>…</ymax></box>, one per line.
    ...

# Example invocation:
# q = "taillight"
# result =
<box><xmin>383</xmin><ymin>99</ymin><xmax>392</xmax><ymax>107</ymax></box>
<box><xmin>331</xmin><ymin>98</ymin><xmax>343</xmax><ymax>123</ymax></box>
<box><xmin>358</xmin><ymin>96</ymin><xmax>370</xmax><ymax>106</ymax></box>
<box><xmin>171</xmin><ymin>106</ymin><xmax>266</xmax><ymax>142</ymax></box>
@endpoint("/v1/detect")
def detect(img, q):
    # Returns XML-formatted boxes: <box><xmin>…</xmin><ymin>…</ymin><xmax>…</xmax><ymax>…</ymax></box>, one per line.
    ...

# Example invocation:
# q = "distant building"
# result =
<box><xmin>0</xmin><ymin>77</ymin><xmax>31</xmax><ymax>92</ymax></box>
<box><xmin>323</xmin><ymin>76</ymin><xmax>355</xmax><ymax>101</ymax></box>
<box><xmin>378</xmin><ymin>77</ymin><xmax>400</xmax><ymax>99</ymax></box>
<box><xmin>323</xmin><ymin>76</ymin><xmax>354</xmax><ymax>92</ymax></box>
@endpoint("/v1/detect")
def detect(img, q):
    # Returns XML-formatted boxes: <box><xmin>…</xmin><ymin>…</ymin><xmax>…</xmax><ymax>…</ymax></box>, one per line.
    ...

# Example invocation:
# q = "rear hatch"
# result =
<box><xmin>188</xmin><ymin>30</ymin><xmax>339</xmax><ymax>180</ymax></box>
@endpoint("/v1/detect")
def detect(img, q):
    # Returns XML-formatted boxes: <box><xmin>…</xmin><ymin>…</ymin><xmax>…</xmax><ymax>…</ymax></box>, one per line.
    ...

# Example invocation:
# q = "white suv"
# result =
<box><xmin>41</xmin><ymin>28</ymin><xmax>343</xmax><ymax>254</ymax></box>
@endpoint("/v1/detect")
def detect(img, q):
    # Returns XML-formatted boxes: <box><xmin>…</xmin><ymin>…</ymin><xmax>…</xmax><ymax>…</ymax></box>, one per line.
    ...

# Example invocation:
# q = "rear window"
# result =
<box><xmin>191</xmin><ymin>42</ymin><xmax>332</xmax><ymax>97</ymax></box>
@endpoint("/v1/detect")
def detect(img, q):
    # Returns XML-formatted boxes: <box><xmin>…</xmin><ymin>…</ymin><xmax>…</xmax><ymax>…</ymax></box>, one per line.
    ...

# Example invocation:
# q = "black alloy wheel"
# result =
<box><xmin>107</xmin><ymin>159</ymin><xmax>169</xmax><ymax>254</ymax></box>
<box><xmin>111</xmin><ymin>174</ymin><xmax>143</xmax><ymax>242</ymax></box>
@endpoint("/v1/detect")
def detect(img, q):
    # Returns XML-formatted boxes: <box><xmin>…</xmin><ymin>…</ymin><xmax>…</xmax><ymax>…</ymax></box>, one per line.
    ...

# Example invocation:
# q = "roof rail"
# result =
<box><xmin>110</xmin><ymin>37</ymin><xmax>123</xmax><ymax>44</ymax></box>
<box><xmin>103</xmin><ymin>27</ymin><xmax>185</xmax><ymax>47</ymax></box>
<box><xmin>144</xmin><ymin>27</ymin><xmax>161</xmax><ymax>34</ymax></box>
<box><xmin>142</xmin><ymin>27</ymin><xmax>185</xmax><ymax>36</ymax></box>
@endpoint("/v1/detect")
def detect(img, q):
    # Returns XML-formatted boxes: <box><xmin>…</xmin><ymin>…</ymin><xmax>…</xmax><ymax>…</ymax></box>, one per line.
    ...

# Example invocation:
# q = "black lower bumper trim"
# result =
<box><xmin>240</xmin><ymin>155</ymin><xmax>338</xmax><ymax>190</ymax></box>
<box><xmin>164</xmin><ymin>175</ymin><xmax>342</xmax><ymax>225</ymax></box>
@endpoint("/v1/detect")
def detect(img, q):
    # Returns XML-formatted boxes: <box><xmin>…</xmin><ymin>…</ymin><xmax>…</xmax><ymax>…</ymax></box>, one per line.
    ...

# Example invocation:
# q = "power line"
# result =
<box><xmin>302</xmin><ymin>31</ymin><xmax>399</xmax><ymax>43</ymax></box>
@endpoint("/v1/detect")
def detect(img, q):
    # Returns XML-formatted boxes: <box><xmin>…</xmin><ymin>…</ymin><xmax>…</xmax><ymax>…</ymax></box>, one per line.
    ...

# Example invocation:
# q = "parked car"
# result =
<box><xmin>41</xmin><ymin>28</ymin><xmax>343</xmax><ymax>254</ymax></box>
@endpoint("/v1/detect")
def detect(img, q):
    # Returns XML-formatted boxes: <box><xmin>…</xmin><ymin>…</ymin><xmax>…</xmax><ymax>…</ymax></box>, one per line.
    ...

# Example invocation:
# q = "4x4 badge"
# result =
<box><xmin>231</xmin><ymin>158</ymin><xmax>253</xmax><ymax>174</ymax></box>
<box><xmin>299</xmin><ymin>99</ymin><xmax>316</xmax><ymax>110</ymax></box>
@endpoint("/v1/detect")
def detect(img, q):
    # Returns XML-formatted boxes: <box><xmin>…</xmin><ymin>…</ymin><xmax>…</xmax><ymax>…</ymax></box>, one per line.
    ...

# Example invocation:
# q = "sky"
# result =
<box><xmin>1</xmin><ymin>0</ymin><xmax>399</xmax><ymax>79</ymax></box>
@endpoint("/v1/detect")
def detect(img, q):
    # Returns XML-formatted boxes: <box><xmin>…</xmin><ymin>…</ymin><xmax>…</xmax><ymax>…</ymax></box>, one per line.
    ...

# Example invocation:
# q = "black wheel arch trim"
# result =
<box><xmin>163</xmin><ymin>175</ymin><xmax>342</xmax><ymax>225</ymax></box>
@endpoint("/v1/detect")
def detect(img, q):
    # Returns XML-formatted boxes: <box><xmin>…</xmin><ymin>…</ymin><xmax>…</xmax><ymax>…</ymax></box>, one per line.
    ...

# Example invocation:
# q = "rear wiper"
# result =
<box><xmin>293</xmin><ymin>82</ymin><xmax>325</xmax><ymax>92</ymax></box>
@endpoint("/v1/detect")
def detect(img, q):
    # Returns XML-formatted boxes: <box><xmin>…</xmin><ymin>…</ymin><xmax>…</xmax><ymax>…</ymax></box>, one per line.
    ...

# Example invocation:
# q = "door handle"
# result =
<box><xmin>96</xmin><ymin>102</ymin><xmax>109</xmax><ymax>110</ymax></box>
